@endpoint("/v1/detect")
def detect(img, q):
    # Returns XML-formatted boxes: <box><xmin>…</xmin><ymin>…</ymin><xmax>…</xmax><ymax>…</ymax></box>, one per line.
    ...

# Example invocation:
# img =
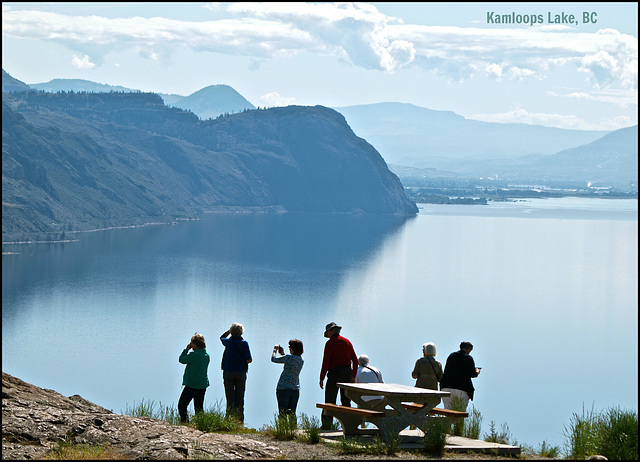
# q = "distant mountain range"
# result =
<box><xmin>28</xmin><ymin>78</ymin><xmax>134</xmax><ymax>93</ymax></box>
<box><xmin>160</xmin><ymin>85</ymin><xmax>255</xmax><ymax>120</ymax></box>
<box><xmin>390</xmin><ymin>124</ymin><xmax>637</xmax><ymax>187</ymax></box>
<box><xmin>2</xmin><ymin>84</ymin><xmax>417</xmax><ymax>241</ymax></box>
<box><xmin>334</xmin><ymin>102</ymin><xmax>603</xmax><ymax>161</ymax></box>
<box><xmin>25</xmin><ymin>77</ymin><xmax>255</xmax><ymax>120</ymax></box>
<box><xmin>332</xmin><ymin>103</ymin><xmax>638</xmax><ymax>188</ymax></box>
<box><xmin>3</xmin><ymin>70</ymin><xmax>637</xmax><ymax>190</ymax></box>
<box><xmin>499</xmin><ymin>125</ymin><xmax>638</xmax><ymax>185</ymax></box>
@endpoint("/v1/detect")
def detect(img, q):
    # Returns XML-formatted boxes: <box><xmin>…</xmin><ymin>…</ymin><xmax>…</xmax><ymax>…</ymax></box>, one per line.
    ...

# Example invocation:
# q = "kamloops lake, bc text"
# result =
<box><xmin>487</xmin><ymin>11</ymin><xmax>598</xmax><ymax>26</ymax></box>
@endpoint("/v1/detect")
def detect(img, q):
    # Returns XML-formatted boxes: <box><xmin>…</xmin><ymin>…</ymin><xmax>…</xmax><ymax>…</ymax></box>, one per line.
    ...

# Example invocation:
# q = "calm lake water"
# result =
<box><xmin>2</xmin><ymin>197</ymin><xmax>637</xmax><ymax>448</ymax></box>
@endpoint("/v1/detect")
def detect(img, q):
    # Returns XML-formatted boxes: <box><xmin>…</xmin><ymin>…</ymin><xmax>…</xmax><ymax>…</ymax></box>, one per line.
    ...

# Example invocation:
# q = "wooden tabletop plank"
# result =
<box><xmin>337</xmin><ymin>382</ymin><xmax>450</xmax><ymax>397</ymax></box>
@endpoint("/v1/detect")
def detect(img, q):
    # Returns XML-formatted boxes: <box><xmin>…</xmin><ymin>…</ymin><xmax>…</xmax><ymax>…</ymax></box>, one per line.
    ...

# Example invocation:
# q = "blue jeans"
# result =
<box><xmin>276</xmin><ymin>388</ymin><xmax>300</xmax><ymax>416</ymax></box>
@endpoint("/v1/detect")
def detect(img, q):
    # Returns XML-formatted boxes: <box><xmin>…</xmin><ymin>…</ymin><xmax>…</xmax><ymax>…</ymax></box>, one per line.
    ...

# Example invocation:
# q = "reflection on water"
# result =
<box><xmin>2</xmin><ymin>212</ymin><xmax>413</xmax><ymax>438</ymax></box>
<box><xmin>2</xmin><ymin>200</ymin><xmax>637</xmax><ymax>448</ymax></box>
<box><xmin>3</xmin><ymin>212</ymin><xmax>412</xmax><ymax>308</ymax></box>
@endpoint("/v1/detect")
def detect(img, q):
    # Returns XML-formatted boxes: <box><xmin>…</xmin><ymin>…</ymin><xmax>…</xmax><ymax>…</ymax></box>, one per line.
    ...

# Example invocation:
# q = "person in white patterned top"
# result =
<box><xmin>271</xmin><ymin>339</ymin><xmax>304</xmax><ymax>418</ymax></box>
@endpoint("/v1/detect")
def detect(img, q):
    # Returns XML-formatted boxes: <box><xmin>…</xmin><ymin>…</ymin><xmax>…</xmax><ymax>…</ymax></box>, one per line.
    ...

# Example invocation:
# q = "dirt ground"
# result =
<box><xmin>247</xmin><ymin>432</ymin><xmax>558</xmax><ymax>460</ymax></box>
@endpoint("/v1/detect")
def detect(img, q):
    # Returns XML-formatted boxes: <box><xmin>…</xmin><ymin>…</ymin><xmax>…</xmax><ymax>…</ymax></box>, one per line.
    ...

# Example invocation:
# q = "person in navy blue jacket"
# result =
<box><xmin>220</xmin><ymin>323</ymin><xmax>252</xmax><ymax>422</ymax></box>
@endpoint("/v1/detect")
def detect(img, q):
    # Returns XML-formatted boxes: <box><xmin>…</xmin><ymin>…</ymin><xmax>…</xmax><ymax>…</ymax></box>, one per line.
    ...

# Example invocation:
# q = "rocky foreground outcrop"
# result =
<box><xmin>2</xmin><ymin>372</ymin><xmax>283</xmax><ymax>460</ymax></box>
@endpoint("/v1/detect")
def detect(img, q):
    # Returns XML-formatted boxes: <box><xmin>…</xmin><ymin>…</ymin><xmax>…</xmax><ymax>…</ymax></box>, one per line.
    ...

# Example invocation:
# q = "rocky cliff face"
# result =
<box><xmin>3</xmin><ymin>92</ymin><xmax>417</xmax><ymax>242</ymax></box>
<box><xmin>2</xmin><ymin>372</ymin><xmax>283</xmax><ymax>460</ymax></box>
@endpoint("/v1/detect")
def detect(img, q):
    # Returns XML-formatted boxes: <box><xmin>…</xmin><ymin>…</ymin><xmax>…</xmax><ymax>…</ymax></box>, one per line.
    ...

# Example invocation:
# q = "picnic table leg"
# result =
<box><xmin>369</xmin><ymin>415</ymin><xmax>411</xmax><ymax>444</ymax></box>
<box><xmin>371</xmin><ymin>397</ymin><xmax>441</xmax><ymax>443</ymax></box>
<box><xmin>330</xmin><ymin>413</ymin><xmax>364</xmax><ymax>436</ymax></box>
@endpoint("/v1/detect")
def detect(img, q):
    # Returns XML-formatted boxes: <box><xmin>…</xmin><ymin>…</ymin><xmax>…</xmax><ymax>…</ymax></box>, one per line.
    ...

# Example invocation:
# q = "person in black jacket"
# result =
<box><xmin>439</xmin><ymin>341</ymin><xmax>480</xmax><ymax>411</ymax></box>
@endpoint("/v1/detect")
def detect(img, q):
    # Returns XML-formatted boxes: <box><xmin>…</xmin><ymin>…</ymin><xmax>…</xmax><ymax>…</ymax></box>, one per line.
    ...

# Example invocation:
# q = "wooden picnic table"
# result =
<box><xmin>318</xmin><ymin>382</ymin><xmax>451</xmax><ymax>443</ymax></box>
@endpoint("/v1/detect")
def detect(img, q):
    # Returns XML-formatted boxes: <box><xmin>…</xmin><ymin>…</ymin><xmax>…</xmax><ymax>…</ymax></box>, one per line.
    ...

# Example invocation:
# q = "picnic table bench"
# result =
<box><xmin>401</xmin><ymin>402</ymin><xmax>469</xmax><ymax>423</ymax></box>
<box><xmin>317</xmin><ymin>382</ymin><xmax>452</xmax><ymax>443</ymax></box>
<box><xmin>316</xmin><ymin>403</ymin><xmax>385</xmax><ymax>435</ymax></box>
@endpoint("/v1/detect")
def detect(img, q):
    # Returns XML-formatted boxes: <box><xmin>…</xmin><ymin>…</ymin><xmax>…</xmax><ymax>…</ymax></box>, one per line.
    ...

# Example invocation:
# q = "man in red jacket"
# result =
<box><xmin>319</xmin><ymin>322</ymin><xmax>359</xmax><ymax>429</ymax></box>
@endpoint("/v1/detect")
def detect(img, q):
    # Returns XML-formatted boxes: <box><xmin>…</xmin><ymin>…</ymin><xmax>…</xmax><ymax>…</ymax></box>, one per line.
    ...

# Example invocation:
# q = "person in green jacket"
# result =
<box><xmin>178</xmin><ymin>333</ymin><xmax>210</xmax><ymax>423</ymax></box>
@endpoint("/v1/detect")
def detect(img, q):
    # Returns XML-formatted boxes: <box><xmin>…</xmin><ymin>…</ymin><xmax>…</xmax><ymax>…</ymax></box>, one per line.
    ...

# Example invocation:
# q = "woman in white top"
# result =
<box><xmin>355</xmin><ymin>354</ymin><xmax>384</xmax><ymax>404</ymax></box>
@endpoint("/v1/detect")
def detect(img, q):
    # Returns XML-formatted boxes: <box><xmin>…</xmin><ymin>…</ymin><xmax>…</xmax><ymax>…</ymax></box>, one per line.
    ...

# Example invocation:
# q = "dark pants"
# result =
<box><xmin>178</xmin><ymin>385</ymin><xmax>206</xmax><ymax>423</ymax></box>
<box><xmin>223</xmin><ymin>370</ymin><xmax>247</xmax><ymax>422</ymax></box>
<box><xmin>322</xmin><ymin>365</ymin><xmax>352</xmax><ymax>429</ymax></box>
<box><xmin>276</xmin><ymin>388</ymin><xmax>300</xmax><ymax>416</ymax></box>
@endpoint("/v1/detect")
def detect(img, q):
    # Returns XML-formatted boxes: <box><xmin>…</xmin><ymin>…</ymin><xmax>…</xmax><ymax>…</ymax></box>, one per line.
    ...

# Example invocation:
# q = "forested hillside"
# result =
<box><xmin>2</xmin><ymin>91</ymin><xmax>417</xmax><ymax>242</ymax></box>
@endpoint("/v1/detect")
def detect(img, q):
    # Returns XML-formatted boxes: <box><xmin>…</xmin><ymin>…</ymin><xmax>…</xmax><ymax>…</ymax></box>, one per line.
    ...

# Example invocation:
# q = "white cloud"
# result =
<box><xmin>550</xmin><ymin>89</ymin><xmax>638</xmax><ymax>108</ymax></box>
<box><xmin>228</xmin><ymin>1</ymin><xmax>413</xmax><ymax>72</ymax></box>
<box><xmin>388</xmin><ymin>23</ymin><xmax>638</xmax><ymax>88</ymax></box>
<box><xmin>474</xmin><ymin>62</ymin><xmax>538</xmax><ymax>82</ymax></box>
<box><xmin>135</xmin><ymin>48</ymin><xmax>162</xmax><ymax>61</ymax></box>
<box><xmin>507</xmin><ymin>66</ymin><xmax>537</xmax><ymax>81</ymax></box>
<box><xmin>1</xmin><ymin>9</ymin><xmax>316</xmax><ymax>60</ymax></box>
<box><xmin>258</xmin><ymin>92</ymin><xmax>296</xmax><ymax>107</ymax></box>
<box><xmin>2</xmin><ymin>3</ymin><xmax>637</xmax><ymax>88</ymax></box>
<box><xmin>484</xmin><ymin>63</ymin><xmax>503</xmax><ymax>79</ymax></box>
<box><xmin>71</xmin><ymin>54</ymin><xmax>96</xmax><ymax>69</ymax></box>
<box><xmin>578</xmin><ymin>31</ymin><xmax>638</xmax><ymax>90</ymax></box>
<box><xmin>471</xmin><ymin>106</ymin><xmax>633</xmax><ymax>131</ymax></box>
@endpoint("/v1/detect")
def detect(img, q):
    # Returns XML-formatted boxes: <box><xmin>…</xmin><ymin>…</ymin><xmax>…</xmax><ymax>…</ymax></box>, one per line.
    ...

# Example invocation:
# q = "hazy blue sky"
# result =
<box><xmin>2</xmin><ymin>2</ymin><xmax>637</xmax><ymax>130</ymax></box>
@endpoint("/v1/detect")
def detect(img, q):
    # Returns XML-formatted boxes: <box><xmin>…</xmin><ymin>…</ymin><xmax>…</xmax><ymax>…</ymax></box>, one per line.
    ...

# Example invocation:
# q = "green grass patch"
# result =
<box><xmin>462</xmin><ymin>404</ymin><xmax>483</xmax><ymax>439</ymax></box>
<box><xmin>562</xmin><ymin>404</ymin><xmax>638</xmax><ymax>460</ymax></box>
<box><xmin>262</xmin><ymin>412</ymin><xmax>299</xmax><ymax>440</ymax></box>
<box><xmin>423</xmin><ymin>416</ymin><xmax>449</xmax><ymax>455</ymax></box>
<box><xmin>122</xmin><ymin>398</ymin><xmax>180</xmax><ymax>424</ymax></box>
<box><xmin>298</xmin><ymin>413</ymin><xmax>322</xmax><ymax>444</ymax></box>
<box><xmin>483</xmin><ymin>420</ymin><xmax>517</xmax><ymax>446</ymax></box>
<box><xmin>45</xmin><ymin>437</ymin><xmax>127</xmax><ymax>460</ymax></box>
<box><xmin>448</xmin><ymin>396</ymin><xmax>466</xmax><ymax>436</ymax></box>
<box><xmin>123</xmin><ymin>398</ymin><xmax>249</xmax><ymax>434</ymax></box>
<box><xmin>189</xmin><ymin>404</ymin><xmax>248</xmax><ymax>433</ymax></box>
<box><xmin>521</xmin><ymin>440</ymin><xmax>561</xmax><ymax>458</ymax></box>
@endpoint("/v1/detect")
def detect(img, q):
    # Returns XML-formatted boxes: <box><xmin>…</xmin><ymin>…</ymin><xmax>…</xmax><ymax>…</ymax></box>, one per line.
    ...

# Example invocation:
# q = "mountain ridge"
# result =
<box><xmin>1</xmin><ymin>70</ymin><xmax>32</xmax><ymax>92</ymax></box>
<box><xmin>334</xmin><ymin>102</ymin><xmax>612</xmax><ymax>165</ymax></box>
<box><xmin>513</xmin><ymin>125</ymin><xmax>638</xmax><ymax>185</ymax></box>
<box><xmin>9</xmin><ymin>72</ymin><xmax>618</xmax><ymax>167</ymax></box>
<box><xmin>3</xmin><ymin>70</ymin><xmax>636</xmax><ymax>208</ymax></box>
<box><xmin>22</xmin><ymin>76</ymin><xmax>255</xmax><ymax>120</ymax></box>
<box><xmin>434</xmin><ymin>124</ymin><xmax>638</xmax><ymax>186</ymax></box>
<box><xmin>2</xmin><ymin>90</ymin><xmax>417</xmax><ymax>242</ymax></box>
<box><xmin>28</xmin><ymin>78</ymin><xmax>135</xmax><ymax>93</ymax></box>
<box><xmin>162</xmin><ymin>84</ymin><xmax>256</xmax><ymax>119</ymax></box>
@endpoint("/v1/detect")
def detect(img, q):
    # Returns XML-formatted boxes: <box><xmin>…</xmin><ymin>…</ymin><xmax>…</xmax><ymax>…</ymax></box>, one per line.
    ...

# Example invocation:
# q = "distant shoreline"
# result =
<box><xmin>3</xmin><ymin>197</ymin><xmax>637</xmax><ymax>248</ymax></box>
<box><xmin>406</xmin><ymin>188</ymin><xmax>638</xmax><ymax>205</ymax></box>
<box><xmin>1</xmin><ymin>220</ymin><xmax>180</xmax><ymax>248</ymax></box>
